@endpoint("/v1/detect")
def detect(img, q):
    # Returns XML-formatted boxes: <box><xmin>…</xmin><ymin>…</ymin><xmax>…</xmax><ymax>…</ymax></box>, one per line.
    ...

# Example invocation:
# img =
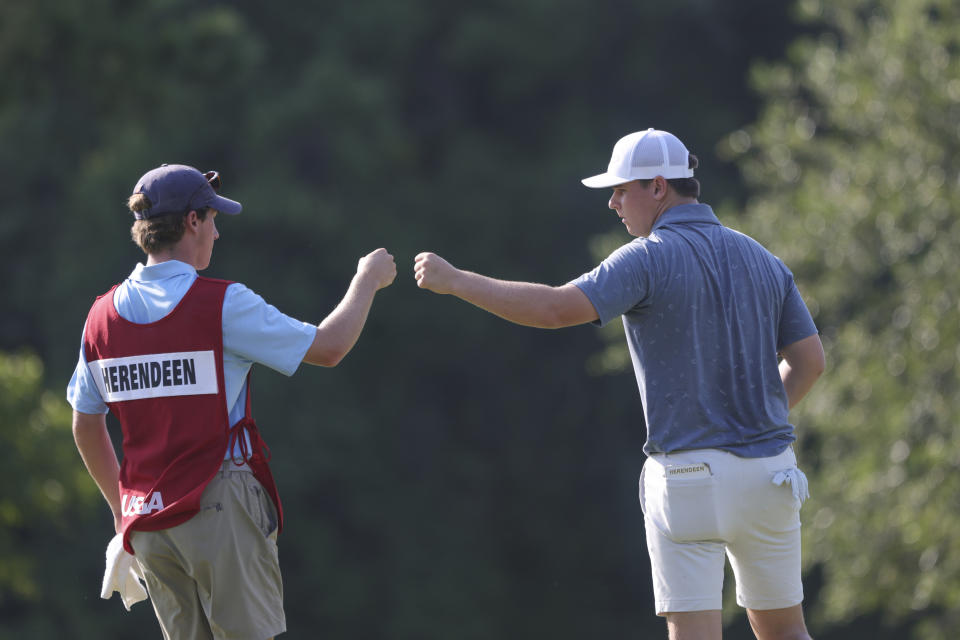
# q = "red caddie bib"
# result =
<box><xmin>83</xmin><ymin>276</ymin><xmax>283</xmax><ymax>554</ymax></box>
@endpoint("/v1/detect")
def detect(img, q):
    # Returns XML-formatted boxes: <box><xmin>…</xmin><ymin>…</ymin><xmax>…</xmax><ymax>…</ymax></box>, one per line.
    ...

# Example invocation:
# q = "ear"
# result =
<box><xmin>652</xmin><ymin>176</ymin><xmax>668</xmax><ymax>199</ymax></box>
<box><xmin>185</xmin><ymin>210</ymin><xmax>201</xmax><ymax>230</ymax></box>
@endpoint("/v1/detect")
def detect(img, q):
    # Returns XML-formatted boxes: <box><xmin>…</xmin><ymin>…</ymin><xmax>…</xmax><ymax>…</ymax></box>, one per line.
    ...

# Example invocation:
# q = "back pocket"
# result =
<box><xmin>642</xmin><ymin>462</ymin><xmax>720</xmax><ymax>543</ymax></box>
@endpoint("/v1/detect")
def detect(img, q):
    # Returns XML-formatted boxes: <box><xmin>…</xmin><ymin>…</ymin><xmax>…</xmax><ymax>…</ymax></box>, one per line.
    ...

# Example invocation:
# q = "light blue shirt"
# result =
<box><xmin>67</xmin><ymin>260</ymin><xmax>317</xmax><ymax>457</ymax></box>
<box><xmin>571</xmin><ymin>204</ymin><xmax>818</xmax><ymax>458</ymax></box>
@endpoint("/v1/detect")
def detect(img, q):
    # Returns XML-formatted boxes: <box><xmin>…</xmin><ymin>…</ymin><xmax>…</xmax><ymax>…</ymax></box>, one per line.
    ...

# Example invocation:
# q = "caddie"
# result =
<box><xmin>413</xmin><ymin>129</ymin><xmax>825</xmax><ymax>640</ymax></box>
<box><xmin>67</xmin><ymin>164</ymin><xmax>396</xmax><ymax>640</ymax></box>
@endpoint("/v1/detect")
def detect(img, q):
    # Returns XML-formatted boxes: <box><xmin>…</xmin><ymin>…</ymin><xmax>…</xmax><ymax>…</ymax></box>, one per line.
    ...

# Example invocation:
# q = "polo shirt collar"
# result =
<box><xmin>651</xmin><ymin>203</ymin><xmax>721</xmax><ymax>231</ymax></box>
<box><xmin>129</xmin><ymin>260</ymin><xmax>197</xmax><ymax>282</ymax></box>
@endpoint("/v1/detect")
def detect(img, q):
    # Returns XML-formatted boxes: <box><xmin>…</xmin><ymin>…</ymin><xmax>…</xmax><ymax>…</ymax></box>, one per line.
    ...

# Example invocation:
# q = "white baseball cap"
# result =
<box><xmin>581</xmin><ymin>128</ymin><xmax>693</xmax><ymax>189</ymax></box>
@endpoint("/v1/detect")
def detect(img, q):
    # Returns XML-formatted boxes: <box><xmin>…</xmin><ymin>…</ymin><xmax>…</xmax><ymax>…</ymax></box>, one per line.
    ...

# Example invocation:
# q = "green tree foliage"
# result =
<box><xmin>714</xmin><ymin>0</ymin><xmax>960</xmax><ymax>636</ymax></box>
<box><xmin>0</xmin><ymin>351</ymin><xmax>153</xmax><ymax>636</ymax></box>
<box><xmin>0</xmin><ymin>351</ymin><xmax>77</xmax><ymax>601</ymax></box>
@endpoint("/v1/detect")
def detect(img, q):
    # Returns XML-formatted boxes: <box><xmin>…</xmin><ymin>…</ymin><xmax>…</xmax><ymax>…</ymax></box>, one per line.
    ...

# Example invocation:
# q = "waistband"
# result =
<box><xmin>218</xmin><ymin>459</ymin><xmax>253</xmax><ymax>474</ymax></box>
<box><xmin>648</xmin><ymin>443</ymin><xmax>795</xmax><ymax>459</ymax></box>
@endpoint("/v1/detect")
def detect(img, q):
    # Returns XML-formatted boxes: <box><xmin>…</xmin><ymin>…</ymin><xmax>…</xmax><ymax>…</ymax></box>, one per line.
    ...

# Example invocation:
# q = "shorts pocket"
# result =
<box><xmin>642</xmin><ymin>462</ymin><xmax>720</xmax><ymax>543</ymax></box>
<box><xmin>243</xmin><ymin>475</ymin><xmax>278</xmax><ymax>538</ymax></box>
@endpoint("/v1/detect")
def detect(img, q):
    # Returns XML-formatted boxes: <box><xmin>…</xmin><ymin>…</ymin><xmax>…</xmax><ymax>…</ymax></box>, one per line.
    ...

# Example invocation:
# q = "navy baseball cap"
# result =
<box><xmin>131</xmin><ymin>164</ymin><xmax>242</xmax><ymax>220</ymax></box>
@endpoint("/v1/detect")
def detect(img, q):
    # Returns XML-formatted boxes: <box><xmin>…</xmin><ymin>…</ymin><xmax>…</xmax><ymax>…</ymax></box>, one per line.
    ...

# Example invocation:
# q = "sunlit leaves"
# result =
<box><xmin>723</xmin><ymin>0</ymin><xmax>960</xmax><ymax>635</ymax></box>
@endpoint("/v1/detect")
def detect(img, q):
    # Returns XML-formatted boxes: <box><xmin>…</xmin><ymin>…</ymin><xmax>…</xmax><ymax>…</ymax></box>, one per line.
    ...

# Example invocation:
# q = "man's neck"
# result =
<box><xmin>651</xmin><ymin>197</ymin><xmax>699</xmax><ymax>227</ymax></box>
<box><xmin>663</xmin><ymin>196</ymin><xmax>699</xmax><ymax>211</ymax></box>
<box><xmin>146</xmin><ymin>245</ymin><xmax>195</xmax><ymax>268</ymax></box>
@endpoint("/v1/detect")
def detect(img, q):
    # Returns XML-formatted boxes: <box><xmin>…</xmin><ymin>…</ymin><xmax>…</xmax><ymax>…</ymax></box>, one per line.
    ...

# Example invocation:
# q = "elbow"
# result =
<box><xmin>782</xmin><ymin>334</ymin><xmax>826</xmax><ymax>380</ymax></box>
<box><xmin>324</xmin><ymin>351</ymin><xmax>347</xmax><ymax>367</ymax></box>
<box><xmin>539</xmin><ymin>302</ymin><xmax>576</xmax><ymax>330</ymax></box>
<box><xmin>526</xmin><ymin>313</ymin><xmax>567</xmax><ymax>330</ymax></box>
<box><xmin>538</xmin><ymin>311</ymin><xmax>566</xmax><ymax>330</ymax></box>
<box><xmin>307</xmin><ymin>351</ymin><xmax>346</xmax><ymax>367</ymax></box>
<box><xmin>72</xmin><ymin>411</ymin><xmax>104</xmax><ymax>441</ymax></box>
<box><xmin>305</xmin><ymin>346</ymin><xmax>348</xmax><ymax>367</ymax></box>
<box><xmin>536</xmin><ymin>285</ymin><xmax>596</xmax><ymax>329</ymax></box>
<box><xmin>811</xmin><ymin>344</ymin><xmax>827</xmax><ymax>379</ymax></box>
<box><xmin>304</xmin><ymin>329</ymin><xmax>351</xmax><ymax>367</ymax></box>
<box><xmin>799</xmin><ymin>351</ymin><xmax>826</xmax><ymax>386</ymax></box>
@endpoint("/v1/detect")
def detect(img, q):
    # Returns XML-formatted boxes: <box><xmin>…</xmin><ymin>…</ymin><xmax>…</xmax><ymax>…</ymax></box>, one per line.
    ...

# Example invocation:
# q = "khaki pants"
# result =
<box><xmin>131</xmin><ymin>461</ymin><xmax>285</xmax><ymax>640</ymax></box>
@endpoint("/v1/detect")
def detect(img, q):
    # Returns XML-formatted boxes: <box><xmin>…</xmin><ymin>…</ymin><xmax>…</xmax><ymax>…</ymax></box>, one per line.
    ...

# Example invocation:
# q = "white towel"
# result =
<box><xmin>101</xmin><ymin>534</ymin><xmax>148</xmax><ymax>610</ymax></box>
<box><xmin>772</xmin><ymin>467</ymin><xmax>811</xmax><ymax>505</ymax></box>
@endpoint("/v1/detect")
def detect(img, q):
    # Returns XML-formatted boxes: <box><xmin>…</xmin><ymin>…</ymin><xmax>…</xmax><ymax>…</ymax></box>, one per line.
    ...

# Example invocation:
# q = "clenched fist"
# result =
<box><xmin>358</xmin><ymin>248</ymin><xmax>397</xmax><ymax>291</ymax></box>
<box><xmin>414</xmin><ymin>252</ymin><xmax>459</xmax><ymax>294</ymax></box>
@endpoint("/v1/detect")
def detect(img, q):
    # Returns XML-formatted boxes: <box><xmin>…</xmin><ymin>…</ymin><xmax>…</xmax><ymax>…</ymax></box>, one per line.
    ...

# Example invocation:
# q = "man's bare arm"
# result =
<box><xmin>73</xmin><ymin>410</ymin><xmax>122</xmax><ymax>532</ymax></box>
<box><xmin>779</xmin><ymin>333</ymin><xmax>826</xmax><ymax>409</ymax></box>
<box><xmin>414</xmin><ymin>252</ymin><xmax>598</xmax><ymax>329</ymax></box>
<box><xmin>303</xmin><ymin>248</ymin><xmax>397</xmax><ymax>367</ymax></box>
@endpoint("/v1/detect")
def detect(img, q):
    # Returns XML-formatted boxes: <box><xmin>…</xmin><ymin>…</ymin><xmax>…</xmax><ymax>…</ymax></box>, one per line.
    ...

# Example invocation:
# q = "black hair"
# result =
<box><xmin>667</xmin><ymin>154</ymin><xmax>700</xmax><ymax>198</ymax></box>
<box><xmin>638</xmin><ymin>154</ymin><xmax>701</xmax><ymax>198</ymax></box>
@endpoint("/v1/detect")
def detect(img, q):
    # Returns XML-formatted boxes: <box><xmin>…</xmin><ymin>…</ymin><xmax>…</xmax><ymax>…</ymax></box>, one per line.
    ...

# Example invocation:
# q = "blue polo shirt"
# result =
<box><xmin>571</xmin><ymin>204</ymin><xmax>818</xmax><ymax>457</ymax></box>
<box><xmin>67</xmin><ymin>260</ymin><xmax>317</xmax><ymax>458</ymax></box>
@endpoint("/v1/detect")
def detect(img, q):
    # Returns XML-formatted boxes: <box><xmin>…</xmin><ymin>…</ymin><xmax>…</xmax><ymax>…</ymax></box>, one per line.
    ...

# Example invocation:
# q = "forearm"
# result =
<box><xmin>414</xmin><ymin>252</ymin><xmax>598</xmax><ymax>328</ymax></box>
<box><xmin>448</xmin><ymin>270</ymin><xmax>569</xmax><ymax>328</ymax></box>
<box><xmin>305</xmin><ymin>273</ymin><xmax>380</xmax><ymax>366</ymax></box>
<box><xmin>72</xmin><ymin>411</ymin><xmax>122</xmax><ymax>523</ymax></box>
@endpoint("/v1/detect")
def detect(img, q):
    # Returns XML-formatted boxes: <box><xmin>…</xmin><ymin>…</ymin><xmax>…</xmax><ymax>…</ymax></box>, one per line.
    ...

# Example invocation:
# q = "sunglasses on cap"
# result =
<box><xmin>204</xmin><ymin>170</ymin><xmax>221</xmax><ymax>192</ymax></box>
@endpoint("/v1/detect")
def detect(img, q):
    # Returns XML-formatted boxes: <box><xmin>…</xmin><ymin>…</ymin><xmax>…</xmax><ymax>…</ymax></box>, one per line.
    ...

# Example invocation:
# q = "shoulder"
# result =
<box><xmin>723</xmin><ymin>226</ymin><xmax>786</xmax><ymax>260</ymax></box>
<box><xmin>221</xmin><ymin>281</ymin><xmax>259</xmax><ymax>304</ymax></box>
<box><xmin>85</xmin><ymin>284</ymin><xmax>120</xmax><ymax>318</ymax></box>
<box><xmin>722</xmin><ymin>224</ymin><xmax>765</xmax><ymax>247</ymax></box>
<box><xmin>220</xmin><ymin>282</ymin><xmax>279</xmax><ymax>321</ymax></box>
<box><xmin>193</xmin><ymin>276</ymin><xmax>236</xmax><ymax>296</ymax></box>
<box><xmin>93</xmin><ymin>283</ymin><xmax>121</xmax><ymax>302</ymax></box>
<box><xmin>610</xmin><ymin>237</ymin><xmax>660</xmax><ymax>261</ymax></box>
<box><xmin>717</xmin><ymin>223</ymin><xmax>769</xmax><ymax>249</ymax></box>
<box><xmin>720</xmin><ymin>227</ymin><xmax>796</xmax><ymax>292</ymax></box>
<box><xmin>196</xmin><ymin>275</ymin><xmax>236</xmax><ymax>288</ymax></box>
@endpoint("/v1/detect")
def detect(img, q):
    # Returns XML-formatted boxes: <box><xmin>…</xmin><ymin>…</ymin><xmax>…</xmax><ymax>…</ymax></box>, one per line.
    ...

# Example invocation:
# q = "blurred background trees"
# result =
<box><xmin>716</xmin><ymin>0</ymin><xmax>960</xmax><ymax>637</ymax></box>
<box><xmin>1</xmin><ymin>0</ymin><xmax>957</xmax><ymax>637</ymax></box>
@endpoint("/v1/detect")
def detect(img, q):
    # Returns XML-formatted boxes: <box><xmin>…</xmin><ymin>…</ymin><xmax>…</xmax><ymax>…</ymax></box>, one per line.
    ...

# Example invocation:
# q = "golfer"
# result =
<box><xmin>67</xmin><ymin>164</ymin><xmax>396</xmax><ymax>639</ymax></box>
<box><xmin>414</xmin><ymin>129</ymin><xmax>825</xmax><ymax>640</ymax></box>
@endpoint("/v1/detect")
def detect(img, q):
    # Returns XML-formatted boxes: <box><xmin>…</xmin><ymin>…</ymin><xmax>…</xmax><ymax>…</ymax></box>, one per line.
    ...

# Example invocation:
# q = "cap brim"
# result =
<box><xmin>211</xmin><ymin>194</ymin><xmax>242</xmax><ymax>215</ymax></box>
<box><xmin>581</xmin><ymin>173</ymin><xmax>632</xmax><ymax>189</ymax></box>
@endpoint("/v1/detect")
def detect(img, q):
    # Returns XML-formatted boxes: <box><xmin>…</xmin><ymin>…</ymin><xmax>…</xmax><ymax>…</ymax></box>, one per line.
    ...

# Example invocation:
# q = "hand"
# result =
<box><xmin>414</xmin><ymin>252</ymin><xmax>460</xmax><ymax>294</ymax></box>
<box><xmin>358</xmin><ymin>248</ymin><xmax>397</xmax><ymax>291</ymax></box>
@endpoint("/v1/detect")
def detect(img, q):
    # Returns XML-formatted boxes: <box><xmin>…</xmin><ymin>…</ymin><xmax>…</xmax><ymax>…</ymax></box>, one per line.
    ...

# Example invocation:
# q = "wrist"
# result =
<box><xmin>448</xmin><ymin>268</ymin><xmax>472</xmax><ymax>297</ymax></box>
<box><xmin>353</xmin><ymin>269</ymin><xmax>382</xmax><ymax>294</ymax></box>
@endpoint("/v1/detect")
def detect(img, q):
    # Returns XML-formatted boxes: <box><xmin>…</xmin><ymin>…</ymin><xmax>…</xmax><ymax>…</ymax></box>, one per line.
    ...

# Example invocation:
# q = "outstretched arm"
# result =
<box><xmin>414</xmin><ymin>252</ymin><xmax>598</xmax><ymax>329</ymax></box>
<box><xmin>779</xmin><ymin>333</ymin><xmax>825</xmax><ymax>408</ymax></box>
<box><xmin>303</xmin><ymin>248</ymin><xmax>397</xmax><ymax>367</ymax></box>
<box><xmin>73</xmin><ymin>410</ymin><xmax>122</xmax><ymax>533</ymax></box>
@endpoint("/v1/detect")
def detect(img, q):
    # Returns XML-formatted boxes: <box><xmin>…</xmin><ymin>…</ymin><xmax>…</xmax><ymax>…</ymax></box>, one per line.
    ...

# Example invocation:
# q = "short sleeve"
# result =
<box><xmin>777</xmin><ymin>280</ymin><xmax>818</xmax><ymax>350</ymax></box>
<box><xmin>66</xmin><ymin>327</ymin><xmax>109</xmax><ymax>415</ymax></box>
<box><xmin>222</xmin><ymin>283</ymin><xmax>317</xmax><ymax>376</ymax></box>
<box><xmin>569</xmin><ymin>240</ymin><xmax>654</xmax><ymax>327</ymax></box>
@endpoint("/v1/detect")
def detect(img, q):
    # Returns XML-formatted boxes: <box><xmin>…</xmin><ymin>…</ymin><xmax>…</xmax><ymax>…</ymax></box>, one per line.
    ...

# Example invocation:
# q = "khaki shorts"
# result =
<box><xmin>639</xmin><ymin>447</ymin><xmax>805</xmax><ymax>614</ymax></box>
<box><xmin>131</xmin><ymin>461</ymin><xmax>285</xmax><ymax>640</ymax></box>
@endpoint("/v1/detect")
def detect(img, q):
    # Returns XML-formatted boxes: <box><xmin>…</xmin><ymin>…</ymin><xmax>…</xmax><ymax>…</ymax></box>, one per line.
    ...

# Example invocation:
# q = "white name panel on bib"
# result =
<box><xmin>89</xmin><ymin>351</ymin><xmax>218</xmax><ymax>402</ymax></box>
